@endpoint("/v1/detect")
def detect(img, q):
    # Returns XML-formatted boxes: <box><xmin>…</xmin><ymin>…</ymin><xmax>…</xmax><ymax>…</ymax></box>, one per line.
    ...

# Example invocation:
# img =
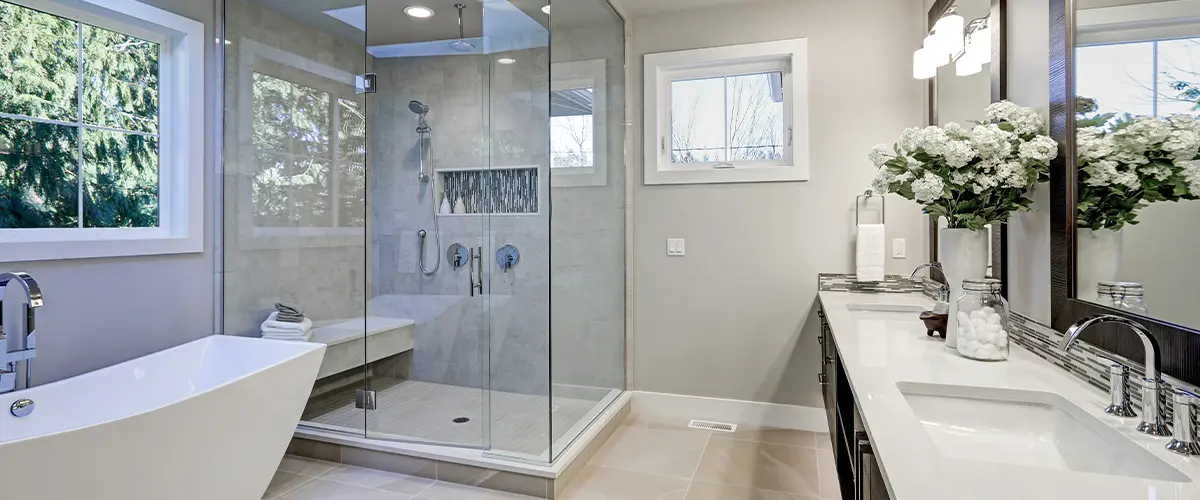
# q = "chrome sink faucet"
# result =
<box><xmin>0</xmin><ymin>272</ymin><xmax>43</xmax><ymax>394</ymax></box>
<box><xmin>911</xmin><ymin>262</ymin><xmax>950</xmax><ymax>305</ymax></box>
<box><xmin>1059</xmin><ymin>314</ymin><xmax>1170</xmax><ymax>437</ymax></box>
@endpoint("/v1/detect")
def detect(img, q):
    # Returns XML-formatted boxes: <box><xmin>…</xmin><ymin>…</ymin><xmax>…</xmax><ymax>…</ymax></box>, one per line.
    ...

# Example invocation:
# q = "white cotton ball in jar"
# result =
<box><xmin>969</xmin><ymin>310</ymin><xmax>987</xmax><ymax>321</ymax></box>
<box><xmin>965</xmin><ymin>340</ymin><xmax>983</xmax><ymax>352</ymax></box>
<box><xmin>981</xmin><ymin>306</ymin><xmax>996</xmax><ymax>315</ymax></box>
<box><xmin>997</xmin><ymin>333</ymin><xmax>1008</xmax><ymax>348</ymax></box>
<box><xmin>986</xmin><ymin>314</ymin><xmax>1002</xmax><ymax>325</ymax></box>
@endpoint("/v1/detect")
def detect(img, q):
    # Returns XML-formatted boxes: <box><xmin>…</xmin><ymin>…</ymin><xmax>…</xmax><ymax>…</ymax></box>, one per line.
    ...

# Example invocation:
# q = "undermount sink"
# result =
<box><xmin>846</xmin><ymin>303</ymin><xmax>927</xmax><ymax>313</ymax></box>
<box><xmin>897</xmin><ymin>382</ymin><xmax>1190</xmax><ymax>482</ymax></box>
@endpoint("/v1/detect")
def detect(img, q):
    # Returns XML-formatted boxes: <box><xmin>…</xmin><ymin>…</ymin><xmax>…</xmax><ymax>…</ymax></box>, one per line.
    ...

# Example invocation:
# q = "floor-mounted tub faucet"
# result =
<box><xmin>1059</xmin><ymin>314</ymin><xmax>1170</xmax><ymax>437</ymax></box>
<box><xmin>0</xmin><ymin>271</ymin><xmax>42</xmax><ymax>394</ymax></box>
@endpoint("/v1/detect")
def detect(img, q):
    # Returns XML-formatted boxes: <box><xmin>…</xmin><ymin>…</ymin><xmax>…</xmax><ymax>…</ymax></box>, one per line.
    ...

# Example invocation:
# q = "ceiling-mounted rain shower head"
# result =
<box><xmin>448</xmin><ymin>3</ymin><xmax>476</xmax><ymax>52</ymax></box>
<box><xmin>409</xmin><ymin>100</ymin><xmax>430</xmax><ymax>115</ymax></box>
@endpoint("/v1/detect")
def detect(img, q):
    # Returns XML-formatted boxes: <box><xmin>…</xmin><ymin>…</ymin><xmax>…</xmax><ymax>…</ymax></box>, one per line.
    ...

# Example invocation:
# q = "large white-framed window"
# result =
<box><xmin>644</xmin><ymin>38</ymin><xmax>810</xmax><ymax>186</ymax></box>
<box><xmin>551</xmin><ymin>59</ymin><xmax>608</xmax><ymax>187</ymax></box>
<box><xmin>0</xmin><ymin>0</ymin><xmax>204</xmax><ymax>262</ymax></box>
<box><xmin>234</xmin><ymin>39</ymin><xmax>366</xmax><ymax>249</ymax></box>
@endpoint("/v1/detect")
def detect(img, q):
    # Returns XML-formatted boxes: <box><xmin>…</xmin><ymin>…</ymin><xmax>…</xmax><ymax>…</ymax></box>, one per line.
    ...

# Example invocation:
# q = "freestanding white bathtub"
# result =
<box><xmin>0</xmin><ymin>335</ymin><xmax>325</xmax><ymax>500</ymax></box>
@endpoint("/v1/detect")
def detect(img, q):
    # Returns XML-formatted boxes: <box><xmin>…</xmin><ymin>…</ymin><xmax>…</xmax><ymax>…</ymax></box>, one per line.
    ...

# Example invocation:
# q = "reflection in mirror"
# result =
<box><xmin>933</xmin><ymin>0</ymin><xmax>1001</xmax><ymax>278</ymax></box>
<box><xmin>1074</xmin><ymin>0</ymin><xmax>1200</xmax><ymax>328</ymax></box>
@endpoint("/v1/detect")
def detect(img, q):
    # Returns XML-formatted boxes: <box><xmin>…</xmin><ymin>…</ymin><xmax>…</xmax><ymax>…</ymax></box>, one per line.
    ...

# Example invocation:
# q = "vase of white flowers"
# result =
<box><xmin>869</xmin><ymin>101</ymin><xmax>1056</xmax><ymax>349</ymax></box>
<box><xmin>1076</xmin><ymin>227</ymin><xmax>1123</xmax><ymax>302</ymax></box>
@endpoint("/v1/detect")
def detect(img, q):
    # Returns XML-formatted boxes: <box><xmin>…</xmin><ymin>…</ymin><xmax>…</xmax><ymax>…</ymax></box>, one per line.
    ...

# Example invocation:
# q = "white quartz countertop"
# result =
<box><xmin>818</xmin><ymin>291</ymin><xmax>1200</xmax><ymax>500</ymax></box>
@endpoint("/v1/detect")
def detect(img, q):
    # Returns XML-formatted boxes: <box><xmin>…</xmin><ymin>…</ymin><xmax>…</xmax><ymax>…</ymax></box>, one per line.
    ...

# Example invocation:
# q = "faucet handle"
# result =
<box><xmin>1167</xmin><ymin>389</ymin><xmax>1200</xmax><ymax>456</ymax></box>
<box><xmin>1100</xmin><ymin>359</ymin><xmax>1137</xmax><ymax>418</ymax></box>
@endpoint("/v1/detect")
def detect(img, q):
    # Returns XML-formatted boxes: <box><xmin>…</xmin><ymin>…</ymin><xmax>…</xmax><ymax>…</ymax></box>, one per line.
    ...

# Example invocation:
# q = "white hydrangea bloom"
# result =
<box><xmin>871</xmin><ymin>167</ymin><xmax>895</xmax><ymax>194</ymax></box>
<box><xmin>1163</xmin><ymin>129</ymin><xmax>1200</xmax><ymax>163</ymax></box>
<box><xmin>868</xmin><ymin>144</ymin><xmax>890</xmax><ymax>167</ymax></box>
<box><xmin>898</xmin><ymin>127</ymin><xmax>922</xmax><ymax>153</ymax></box>
<box><xmin>912</xmin><ymin>172</ymin><xmax>945</xmax><ymax>203</ymax></box>
<box><xmin>1184</xmin><ymin>161</ymin><xmax>1200</xmax><ymax>195</ymax></box>
<box><xmin>1139</xmin><ymin>163</ymin><xmax>1173</xmax><ymax>181</ymax></box>
<box><xmin>996</xmin><ymin>161</ymin><xmax>1029</xmax><ymax>188</ymax></box>
<box><xmin>986</xmin><ymin>100</ymin><xmax>1045</xmax><ymax>135</ymax></box>
<box><xmin>1084</xmin><ymin>159</ymin><xmax>1140</xmax><ymax>189</ymax></box>
<box><xmin>1018</xmin><ymin>135</ymin><xmax>1059</xmax><ymax>163</ymax></box>
<box><xmin>1077</xmin><ymin>128</ymin><xmax>1115</xmax><ymax>162</ymax></box>
<box><xmin>970</xmin><ymin>124</ymin><xmax>1015</xmax><ymax>160</ymax></box>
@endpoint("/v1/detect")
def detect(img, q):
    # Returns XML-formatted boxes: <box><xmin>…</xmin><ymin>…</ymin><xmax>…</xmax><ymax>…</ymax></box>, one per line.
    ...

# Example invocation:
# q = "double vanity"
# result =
<box><xmin>818</xmin><ymin>291</ymin><xmax>1200</xmax><ymax>500</ymax></box>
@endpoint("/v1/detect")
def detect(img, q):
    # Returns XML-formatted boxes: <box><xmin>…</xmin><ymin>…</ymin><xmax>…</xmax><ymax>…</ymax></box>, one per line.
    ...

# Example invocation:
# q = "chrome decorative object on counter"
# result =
<box><xmin>955</xmin><ymin>278</ymin><xmax>1010</xmax><ymax>361</ymax></box>
<box><xmin>1167</xmin><ymin>389</ymin><xmax>1200</xmax><ymax>456</ymax></box>
<box><xmin>0</xmin><ymin>271</ymin><xmax>43</xmax><ymax>394</ymax></box>
<box><xmin>1059</xmin><ymin>315</ymin><xmax>1171</xmax><ymax>437</ymax></box>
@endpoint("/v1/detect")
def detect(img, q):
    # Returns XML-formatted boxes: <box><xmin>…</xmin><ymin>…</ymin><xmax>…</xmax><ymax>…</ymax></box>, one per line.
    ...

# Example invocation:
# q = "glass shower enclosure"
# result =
<box><xmin>221</xmin><ymin>0</ymin><xmax>626</xmax><ymax>463</ymax></box>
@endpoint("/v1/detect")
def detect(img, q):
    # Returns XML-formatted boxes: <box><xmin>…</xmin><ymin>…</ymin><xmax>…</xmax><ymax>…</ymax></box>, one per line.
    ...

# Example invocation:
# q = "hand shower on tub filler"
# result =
<box><xmin>411</xmin><ymin>100</ymin><xmax>441</xmax><ymax>275</ymax></box>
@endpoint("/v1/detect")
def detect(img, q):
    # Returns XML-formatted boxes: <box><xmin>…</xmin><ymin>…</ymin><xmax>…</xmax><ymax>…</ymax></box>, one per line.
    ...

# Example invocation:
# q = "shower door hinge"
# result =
<box><xmin>356</xmin><ymin>389</ymin><xmax>377</xmax><ymax>410</ymax></box>
<box><xmin>356</xmin><ymin>73</ymin><xmax>377</xmax><ymax>94</ymax></box>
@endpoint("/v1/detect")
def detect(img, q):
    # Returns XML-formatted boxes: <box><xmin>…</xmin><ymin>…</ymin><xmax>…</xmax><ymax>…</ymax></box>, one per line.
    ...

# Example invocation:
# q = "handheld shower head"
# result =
<box><xmin>409</xmin><ymin>100</ymin><xmax>430</xmax><ymax>115</ymax></box>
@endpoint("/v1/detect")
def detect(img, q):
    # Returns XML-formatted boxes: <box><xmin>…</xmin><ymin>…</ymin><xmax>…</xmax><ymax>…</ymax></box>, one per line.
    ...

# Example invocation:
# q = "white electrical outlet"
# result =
<box><xmin>667</xmin><ymin>238</ymin><xmax>686</xmax><ymax>256</ymax></box>
<box><xmin>892</xmin><ymin>238</ymin><xmax>907</xmax><ymax>258</ymax></box>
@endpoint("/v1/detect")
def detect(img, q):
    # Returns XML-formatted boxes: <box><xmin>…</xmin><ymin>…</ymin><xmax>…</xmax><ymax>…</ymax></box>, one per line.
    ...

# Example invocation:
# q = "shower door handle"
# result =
<box><xmin>469</xmin><ymin>247</ymin><xmax>483</xmax><ymax>297</ymax></box>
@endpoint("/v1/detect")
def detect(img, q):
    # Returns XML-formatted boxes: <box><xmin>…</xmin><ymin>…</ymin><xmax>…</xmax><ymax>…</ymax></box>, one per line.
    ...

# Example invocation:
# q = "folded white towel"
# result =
<box><xmin>262</xmin><ymin>331</ymin><xmax>313</xmax><ymax>342</ymax></box>
<box><xmin>856</xmin><ymin>224</ymin><xmax>886</xmax><ymax>282</ymax></box>
<box><xmin>261</xmin><ymin>311</ymin><xmax>313</xmax><ymax>334</ymax></box>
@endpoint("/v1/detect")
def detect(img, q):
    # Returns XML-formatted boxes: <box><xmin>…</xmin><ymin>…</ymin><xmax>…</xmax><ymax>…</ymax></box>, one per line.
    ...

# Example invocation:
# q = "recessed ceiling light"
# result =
<box><xmin>541</xmin><ymin>5</ymin><xmax>550</xmax><ymax>14</ymax></box>
<box><xmin>497</xmin><ymin>57</ymin><xmax>517</xmax><ymax>65</ymax></box>
<box><xmin>404</xmin><ymin>5</ymin><xmax>435</xmax><ymax>18</ymax></box>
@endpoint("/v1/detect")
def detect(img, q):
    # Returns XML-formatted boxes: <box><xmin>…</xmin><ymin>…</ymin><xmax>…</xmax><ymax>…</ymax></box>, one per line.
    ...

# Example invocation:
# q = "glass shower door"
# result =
<box><xmin>362</xmin><ymin>0</ymin><xmax>492</xmax><ymax>449</ymax></box>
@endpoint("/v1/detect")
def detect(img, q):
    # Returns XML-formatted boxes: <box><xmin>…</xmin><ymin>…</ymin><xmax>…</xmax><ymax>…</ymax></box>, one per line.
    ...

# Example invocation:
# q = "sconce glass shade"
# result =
<box><xmin>956</xmin><ymin>53</ymin><xmax>982</xmax><ymax>76</ymax></box>
<box><xmin>936</xmin><ymin>13</ymin><xmax>965</xmax><ymax>56</ymax></box>
<box><xmin>971</xmin><ymin>25</ymin><xmax>993</xmax><ymax>64</ymax></box>
<box><xmin>914</xmin><ymin>48</ymin><xmax>936</xmax><ymax>79</ymax></box>
<box><xmin>924</xmin><ymin>33</ymin><xmax>950</xmax><ymax>68</ymax></box>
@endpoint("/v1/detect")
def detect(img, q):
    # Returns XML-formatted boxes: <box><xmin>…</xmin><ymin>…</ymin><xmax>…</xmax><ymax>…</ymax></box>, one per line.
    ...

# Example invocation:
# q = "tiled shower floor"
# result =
<box><xmin>302</xmin><ymin>378</ymin><xmax>603</xmax><ymax>458</ymax></box>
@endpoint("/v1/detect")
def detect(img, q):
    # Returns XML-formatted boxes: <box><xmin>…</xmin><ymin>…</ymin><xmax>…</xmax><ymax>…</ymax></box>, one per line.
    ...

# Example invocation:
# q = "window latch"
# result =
<box><xmin>661</xmin><ymin>136</ymin><xmax>666</xmax><ymax>155</ymax></box>
<box><xmin>788</xmin><ymin>127</ymin><xmax>794</xmax><ymax>146</ymax></box>
<box><xmin>714</xmin><ymin>162</ymin><xmax>735</xmax><ymax>169</ymax></box>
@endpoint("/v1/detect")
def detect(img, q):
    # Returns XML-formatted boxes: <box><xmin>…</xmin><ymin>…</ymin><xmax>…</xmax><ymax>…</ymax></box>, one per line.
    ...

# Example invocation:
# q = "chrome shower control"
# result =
<box><xmin>1167</xmin><ymin>389</ymin><xmax>1200</xmax><ymax>456</ymax></box>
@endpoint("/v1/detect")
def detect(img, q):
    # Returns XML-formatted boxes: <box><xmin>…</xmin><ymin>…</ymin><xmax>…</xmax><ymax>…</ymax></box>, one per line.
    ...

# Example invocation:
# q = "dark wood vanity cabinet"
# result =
<box><xmin>818</xmin><ymin>308</ymin><xmax>892</xmax><ymax>500</ymax></box>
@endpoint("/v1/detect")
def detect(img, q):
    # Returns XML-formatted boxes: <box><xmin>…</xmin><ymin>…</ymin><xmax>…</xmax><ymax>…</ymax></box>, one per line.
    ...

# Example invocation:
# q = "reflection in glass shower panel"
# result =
<box><xmin>1156</xmin><ymin>38</ymin><xmax>1200</xmax><ymax>117</ymax></box>
<box><xmin>551</xmin><ymin>87</ymin><xmax>595</xmax><ymax>168</ymax></box>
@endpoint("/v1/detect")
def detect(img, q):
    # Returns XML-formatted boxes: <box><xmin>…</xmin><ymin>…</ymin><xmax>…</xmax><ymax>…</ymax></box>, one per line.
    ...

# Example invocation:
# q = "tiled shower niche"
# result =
<box><xmin>438</xmin><ymin>167</ymin><xmax>539</xmax><ymax>215</ymax></box>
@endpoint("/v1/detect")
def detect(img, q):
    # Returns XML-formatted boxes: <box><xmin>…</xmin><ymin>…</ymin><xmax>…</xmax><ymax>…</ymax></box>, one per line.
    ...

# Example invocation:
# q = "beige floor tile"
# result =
<box><xmin>816</xmin><ymin>454</ymin><xmax>841</xmax><ymax>499</ymax></box>
<box><xmin>263</xmin><ymin>471</ymin><xmax>314</xmax><ymax>499</ymax></box>
<box><xmin>588</xmin><ymin>426</ymin><xmax>710</xmax><ymax>478</ymax></box>
<box><xmin>713</xmin><ymin>426</ymin><xmax>819</xmax><ymax>448</ymax></box>
<box><xmin>416</xmin><ymin>480</ymin><xmax>541</xmax><ymax>500</ymax></box>
<box><xmin>278</xmin><ymin>455</ymin><xmax>339</xmax><ymax>477</ymax></box>
<box><xmin>279</xmin><ymin>478</ymin><xmax>413</xmax><ymax>500</ymax></box>
<box><xmin>692</xmin><ymin>439</ymin><xmax>822</xmax><ymax>497</ymax></box>
<box><xmin>558</xmin><ymin>466</ymin><xmax>689</xmax><ymax>500</ymax></box>
<box><xmin>683</xmin><ymin>481</ymin><xmax>820</xmax><ymax>500</ymax></box>
<box><xmin>813</xmin><ymin>434</ymin><xmax>833</xmax><ymax>452</ymax></box>
<box><xmin>320</xmin><ymin>465</ymin><xmax>435</xmax><ymax>495</ymax></box>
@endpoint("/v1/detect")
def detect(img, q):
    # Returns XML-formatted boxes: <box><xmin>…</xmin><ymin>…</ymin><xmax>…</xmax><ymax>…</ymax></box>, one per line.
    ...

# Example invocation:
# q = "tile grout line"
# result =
<box><xmin>680</xmin><ymin>431</ymin><xmax>715</xmax><ymax>499</ymax></box>
<box><xmin>269</xmin><ymin>472</ymin><xmax>317</xmax><ymax>500</ymax></box>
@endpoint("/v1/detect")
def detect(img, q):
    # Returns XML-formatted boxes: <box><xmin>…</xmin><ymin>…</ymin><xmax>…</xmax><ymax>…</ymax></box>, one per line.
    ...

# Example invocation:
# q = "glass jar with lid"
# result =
<box><xmin>1096</xmin><ymin>281</ymin><xmax>1120</xmax><ymax>308</ymax></box>
<box><xmin>955</xmin><ymin>278</ymin><xmax>1010</xmax><ymax>361</ymax></box>
<box><xmin>1112</xmin><ymin>282</ymin><xmax>1147</xmax><ymax>315</ymax></box>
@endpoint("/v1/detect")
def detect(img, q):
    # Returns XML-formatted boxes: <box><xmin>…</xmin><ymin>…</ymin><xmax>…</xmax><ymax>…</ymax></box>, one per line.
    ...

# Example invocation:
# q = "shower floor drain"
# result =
<box><xmin>452</xmin><ymin>417</ymin><xmax>471</xmax><ymax>424</ymax></box>
<box><xmin>688</xmin><ymin>419</ymin><xmax>737</xmax><ymax>432</ymax></box>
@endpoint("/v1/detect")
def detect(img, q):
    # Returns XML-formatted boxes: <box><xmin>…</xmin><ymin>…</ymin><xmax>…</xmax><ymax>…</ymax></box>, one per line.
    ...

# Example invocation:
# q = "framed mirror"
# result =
<box><xmin>926</xmin><ymin>0</ymin><xmax>1008</xmax><ymax>293</ymax></box>
<box><xmin>1050</xmin><ymin>0</ymin><xmax>1200</xmax><ymax>386</ymax></box>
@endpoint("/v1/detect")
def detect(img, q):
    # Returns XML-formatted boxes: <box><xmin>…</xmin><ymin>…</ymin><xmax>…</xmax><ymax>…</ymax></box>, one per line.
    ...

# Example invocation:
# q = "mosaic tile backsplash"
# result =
<box><xmin>818</xmin><ymin>273</ymin><xmax>925</xmax><ymax>294</ymax></box>
<box><xmin>440</xmin><ymin>168</ymin><xmax>539</xmax><ymax>215</ymax></box>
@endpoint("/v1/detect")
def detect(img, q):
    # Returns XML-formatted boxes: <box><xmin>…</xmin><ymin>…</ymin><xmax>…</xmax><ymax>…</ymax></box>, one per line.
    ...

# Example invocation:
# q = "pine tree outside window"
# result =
<box><xmin>0</xmin><ymin>0</ymin><xmax>205</xmax><ymax>262</ymax></box>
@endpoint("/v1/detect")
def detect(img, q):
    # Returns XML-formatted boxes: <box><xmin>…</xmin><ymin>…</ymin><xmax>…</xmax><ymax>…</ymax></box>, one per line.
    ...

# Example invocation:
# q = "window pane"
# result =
<box><xmin>726</xmin><ymin>72</ymin><xmax>785</xmax><ymax>161</ymax></box>
<box><xmin>1077</xmin><ymin>42</ymin><xmax>1155</xmax><ymax>117</ymax></box>
<box><xmin>337</xmin><ymin>97</ymin><xmax>366</xmax><ymax>227</ymax></box>
<box><xmin>1156</xmin><ymin>38</ymin><xmax>1200</xmax><ymax>116</ymax></box>
<box><xmin>671</xmin><ymin>77</ymin><xmax>726</xmax><ymax>163</ymax></box>
<box><xmin>551</xmin><ymin>88</ymin><xmax>595</xmax><ymax>168</ymax></box>
<box><xmin>0</xmin><ymin>2</ymin><xmax>80</xmax><ymax>122</ymax></box>
<box><xmin>252</xmin><ymin>152</ymin><xmax>333</xmax><ymax>228</ymax></box>
<box><xmin>0</xmin><ymin>117</ymin><xmax>79</xmax><ymax>228</ymax></box>
<box><xmin>81</xmin><ymin>24</ymin><xmax>160</xmax><ymax>134</ymax></box>
<box><xmin>252</xmin><ymin>72</ymin><xmax>332</xmax><ymax>158</ymax></box>
<box><xmin>81</xmin><ymin>129</ymin><xmax>158</xmax><ymax>227</ymax></box>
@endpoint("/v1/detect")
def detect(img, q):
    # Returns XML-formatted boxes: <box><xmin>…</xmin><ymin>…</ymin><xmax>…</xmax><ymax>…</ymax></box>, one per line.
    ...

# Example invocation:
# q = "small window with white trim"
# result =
<box><xmin>0</xmin><ymin>0</ymin><xmax>205</xmax><ymax>262</ymax></box>
<box><xmin>644</xmin><ymin>38</ymin><xmax>810</xmax><ymax>185</ymax></box>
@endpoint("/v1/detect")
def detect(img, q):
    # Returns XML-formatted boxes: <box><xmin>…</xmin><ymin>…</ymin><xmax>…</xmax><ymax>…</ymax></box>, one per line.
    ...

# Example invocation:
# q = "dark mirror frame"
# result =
<box><xmin>927</xmin><ymin>0</ymin><xmax>1009</xmax><ymax>297</ymax></box>
<box><xmin>1048</xmin><ymin>0</ymin><xmax>1200</xmax><ymax>386</ymax></box>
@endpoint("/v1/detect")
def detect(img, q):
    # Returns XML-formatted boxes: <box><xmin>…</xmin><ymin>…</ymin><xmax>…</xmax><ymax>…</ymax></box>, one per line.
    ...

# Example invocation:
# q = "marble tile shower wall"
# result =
<box><xmin>222</xmin><ymin>1</ymin><xmax>368</xmax><ymax>337</ymax></box>
<box><xmin>370</xmin><ymin>50</ymin><xmax>555</xmax><ymax>396</ymax></box>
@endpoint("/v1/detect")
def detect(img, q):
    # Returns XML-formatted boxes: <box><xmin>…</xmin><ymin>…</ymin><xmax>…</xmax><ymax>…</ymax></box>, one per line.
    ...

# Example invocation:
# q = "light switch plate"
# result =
<box><xmin>667</xmin><ymin>238</ymin><xmax>686</xmax><ymax>256</ymax></box>
<box><xmin>892</xmin><ymin>238</ymin><xmax>906</xmax><ymax>258</ymax></box>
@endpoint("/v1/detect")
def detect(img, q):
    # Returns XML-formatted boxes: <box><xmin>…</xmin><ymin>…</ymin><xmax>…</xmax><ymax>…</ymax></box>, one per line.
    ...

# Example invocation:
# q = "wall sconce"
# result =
<box><xmin>913</xmin><ymin>8</ymin><xmax>991</xmax><ymax>80</ymax></box>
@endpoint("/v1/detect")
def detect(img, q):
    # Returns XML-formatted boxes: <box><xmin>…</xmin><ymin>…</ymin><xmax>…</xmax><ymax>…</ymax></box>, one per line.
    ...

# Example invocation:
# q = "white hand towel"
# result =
<box><xmin>856</xmin><ymin>224</ymin><xmax>886</xmax><ymax>282</ymax></box>
<box><xmin>261</xmin><ymin>311</ymin><xmax>313</xmax><ymax>334</ymax></box>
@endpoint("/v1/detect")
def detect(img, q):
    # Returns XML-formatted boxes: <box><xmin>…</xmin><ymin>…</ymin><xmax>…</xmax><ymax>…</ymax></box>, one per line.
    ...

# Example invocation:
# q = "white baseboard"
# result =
<box><xmin>631</xmin><ymin>391</ymin><xmax>828</xmax><ymax>433</ymax></box>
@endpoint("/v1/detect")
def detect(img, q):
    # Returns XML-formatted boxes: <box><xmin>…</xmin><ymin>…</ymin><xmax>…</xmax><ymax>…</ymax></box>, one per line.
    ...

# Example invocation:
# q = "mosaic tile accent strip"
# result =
<box><xmin>1009</xmin><ymin>312</ymin><xmax>1199</xmax><ymax>435</ymax></box>
<box><xmin>818</xmin><ymin>273</ymin><xmax>924</xmax><ymax>294</ymax></box>
<box><xmin>441</xmin><ymin>167</ymin><xmax>538</xmax><ymax>214</ymax></box>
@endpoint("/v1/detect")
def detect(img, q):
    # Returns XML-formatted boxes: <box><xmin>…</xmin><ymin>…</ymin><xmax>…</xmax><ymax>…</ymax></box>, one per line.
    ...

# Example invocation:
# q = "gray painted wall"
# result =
<box><xmin>3</xmin><ymin>0</ymin><xmax>217</xmax><ymax>385</ymax></box>
<box><xmin>629</xmin><ymin>0</ymin><xmax>930</xmax><ymax>408</ymax></box>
